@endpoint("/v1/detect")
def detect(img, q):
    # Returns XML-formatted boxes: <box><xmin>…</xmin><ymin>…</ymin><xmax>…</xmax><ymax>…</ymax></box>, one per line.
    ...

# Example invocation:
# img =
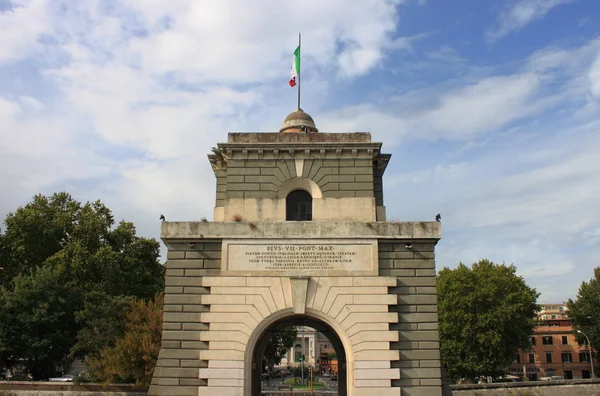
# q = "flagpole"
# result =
<box><xmin>297</xmin><ymin>32</ymin><xmax>301</xmax><ymax>110</ymax></box>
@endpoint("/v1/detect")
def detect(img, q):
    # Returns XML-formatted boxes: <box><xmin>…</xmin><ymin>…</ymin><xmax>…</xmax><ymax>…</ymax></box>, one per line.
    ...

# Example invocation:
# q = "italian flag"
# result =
<box><xmin>289</xmin><ymin>46</ymin><xmax>300</xmax><ymax>87</ymax></box>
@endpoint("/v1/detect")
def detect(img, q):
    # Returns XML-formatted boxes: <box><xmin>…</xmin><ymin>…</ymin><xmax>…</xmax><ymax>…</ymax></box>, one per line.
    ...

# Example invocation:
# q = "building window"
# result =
<box><xmin>515</xmin><ymin>354</ymin><xmax>521</xmax><ymax>364</ymax></box>
<box><xmin>580</xmin><ymin>352</ymin><xmax>591</xmax><ymax>362</ymax></box>
<box><xmin>564</xmin><ymin>370</ymin><xmax>573</xmax><ymax>379</ymax></box>
<box><xmin>542</xmin><ymin>336</ymin><xmax>553</xmax><ymax>345</ymax></box>
<box><xmin>286</xmin><ymin>190</ymin><xmax>312</xmax><ymax>221</ymax></box>
<box><xmin>561</xmin><ymin>352</ymin><xmax>572</xmax><ymax>363</ymax></box>
<box><xmin>562</xmin><ymin>336</ymin><xmax>568</xmax><ymax>345</ymax></box>
<box><xmin>530</xmin><ymin>336</ymin><xmax>536</xmax><ymax>346</ymax></box>
<box><xmin>546</xmin><ymin>352</ymin><xmax>553</xmax><ymax>363</ymax></box>
<box><xmin>529</xmin><ymin>353</ymin><xmax>535</xmax><ymax>363</ymax></box>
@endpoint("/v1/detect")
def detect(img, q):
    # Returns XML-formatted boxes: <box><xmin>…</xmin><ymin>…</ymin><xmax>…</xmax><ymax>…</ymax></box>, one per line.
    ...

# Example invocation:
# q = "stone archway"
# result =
<box><xmin>244</xmin><ymin>308</ymin><xmax>353</xmax><ymax>396</ymax></box>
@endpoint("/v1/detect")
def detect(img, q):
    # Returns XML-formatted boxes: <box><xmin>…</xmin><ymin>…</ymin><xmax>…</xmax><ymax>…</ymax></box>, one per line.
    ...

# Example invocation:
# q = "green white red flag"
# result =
<box><xmin>289</xmin><ymin>46</ymin><xmax>300</xmax><ymax>87</ymax></box>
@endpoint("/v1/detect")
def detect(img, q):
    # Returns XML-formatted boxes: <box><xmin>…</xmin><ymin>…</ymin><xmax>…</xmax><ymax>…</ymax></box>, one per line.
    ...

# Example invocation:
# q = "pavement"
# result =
<box><xmin>261</xmin><ymin>375</ymin><xmax>339</xmax><ymax>393</ymax></box>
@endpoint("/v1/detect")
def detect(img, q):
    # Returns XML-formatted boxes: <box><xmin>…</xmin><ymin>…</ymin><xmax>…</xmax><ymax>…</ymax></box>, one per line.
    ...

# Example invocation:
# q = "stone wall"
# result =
<box><xmin>451</xmin><ymin>379</ymin><xmax>600</xmax><ymax>395</ymax></box>
<box><xmin>379</xmin><ymin>240</ymin><xmax>442</xmax><ymax>396</ymax></box>
<box><xmin>149</xmin><ymin>241</ymin><xmax>222</xmax><ymax>396</ymax></box>
<box><xmin>209</xmin><ymin>133</ymin><xmax>390</xmax><ymax>222</ymax></box>
<box><xmin>0</xmin><ymin>382</ymin><xmax>145</xmax><ymax>396</ymax></box>
<box><xmin>151</xmin><ymin>221</ymin><xmax>442</xmax><ymax>396</ymax></box>
<box><xmin>225</xmin><ymin>157</ymin><xmax>375</xmax><ymax>200</ymax></box>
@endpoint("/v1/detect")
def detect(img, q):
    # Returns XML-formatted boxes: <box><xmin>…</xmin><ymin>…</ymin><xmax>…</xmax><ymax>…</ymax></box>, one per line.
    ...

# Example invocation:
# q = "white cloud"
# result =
<box><xmin>0</xmin><ymin>0</ymin><xmax>50</xmax><ymax>64</ymax></box>
<box><xmin>321</xmin><ymin>38</ymin><xmax>600</xmax><ymax>301</ymax></box>
<box><xmin>1</xmin><ymin>0</ymin><xmax>599</xmax><ymax>304</ymax></box>
<box><xmin>589</xmin><ymin>53</ymin><xmax>600</xmax><ymax>98</ymax></box>
<box><xmin>387</xmin><ymin>32</ymin><xmax>434</xmax><ymax>52</ymax></box>
<box><xmin>385</xmin><ymin>115</ymin><xmax>600</xmax><ymax>301</ymax></box>
<box><xmin>120</xmin><ymin>0</ymin><xmax>402</xmax><ymax>81</ymax></box>
<box><xmin>320</xmin><ymin>72</ymin><xmax>543</xmax><ymax>144</ymax></box>
<box><xmin>0</xmin><ymin>0</ymin><xmax>411</xmax><ymax>247</ymax></box>
<box><xmin>486</xmin><ymin>0</ymin><xmax>575</xmax><ymax>42</ymax></box>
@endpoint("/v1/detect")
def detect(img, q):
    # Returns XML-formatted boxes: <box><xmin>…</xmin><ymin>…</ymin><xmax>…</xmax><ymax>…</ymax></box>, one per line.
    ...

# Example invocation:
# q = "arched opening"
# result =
<box><xmin>286</xmin><ymin>190</ymin><xmax>312</xmax><ymax>221</ymax></box>
<box><xmin>248</xmin><ymin>314</ymin><xmax>348</xmax><ymax>396</ymax></box>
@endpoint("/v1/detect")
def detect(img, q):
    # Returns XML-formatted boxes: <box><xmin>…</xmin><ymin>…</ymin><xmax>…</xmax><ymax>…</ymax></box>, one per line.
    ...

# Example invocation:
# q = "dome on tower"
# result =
<box><xmin>280</xmin><ymin>108</ymin><xmax>318</xmax><ymax>133</ymax></box>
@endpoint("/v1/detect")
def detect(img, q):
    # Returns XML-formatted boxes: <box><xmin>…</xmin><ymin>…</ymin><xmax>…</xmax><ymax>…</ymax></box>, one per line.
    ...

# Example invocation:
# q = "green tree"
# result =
<box><xmin>0</xmin><ymin>193</ymin><xmax>164</xmax><ymax>297</ymax></box>
<box><xmin>262</xmin><ymin>327</ymin><xmax>298</xmax><ymax>367</ymax></box>
<box><xmin>0</xmin><ymin>192</ymin><xmax>164</xmax><ymax>378</ymax></box>
<box><xmin>567</xmin><ymin>267</ymin><xmax>600</xmax><ymax>356</ymax></box>
<box><xmin>70</xmin><ymin>292</ymin><xmax>133</xmax><ymax>360</ymax></box>
<box><xmin>85</xmin><ymin>293</ymin><xmax>164</xmax><ymax>386</ymax></box>
<box><xmin>0</xmin><ymin>193</ymin><xmax>113</xmax><ymax>290</ymax></box>
<box><xmin>437</xmin><ymin>259</ymin><xmax>539</xmax><ymax>382</ymax></box>
<box><xmin>0</xmin><ymin>267</ymin><xmax>81</xmax><ymax>379</ymax></box>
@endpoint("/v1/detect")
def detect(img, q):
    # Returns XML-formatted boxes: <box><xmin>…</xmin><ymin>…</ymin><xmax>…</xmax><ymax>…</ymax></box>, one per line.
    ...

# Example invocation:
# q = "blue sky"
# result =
<box><xmin>1</xmin><ymin>0</ymin><xmax>600</xmax><ymax>302</ymax></box>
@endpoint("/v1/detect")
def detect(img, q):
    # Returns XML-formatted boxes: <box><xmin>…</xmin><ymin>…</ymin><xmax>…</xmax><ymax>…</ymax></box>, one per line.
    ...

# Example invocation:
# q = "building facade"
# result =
<box><xmin>149</xmin><ymin>109</ymin><xmax>444</xmax><ymax>396</ymax></box>
<box><xmin>280</xmin><ymin>326</ymin><xmax>317</xmax><ymax>368</ymax></box>
<box><xmin>509</xmin><ymin>305</ymin><xmax>595</xmax><ymax>380</ymax></box>
<box><xmin>537</xmin><ymin>303</ymin><xmax>569</xmax><ymax>321</ymax></box>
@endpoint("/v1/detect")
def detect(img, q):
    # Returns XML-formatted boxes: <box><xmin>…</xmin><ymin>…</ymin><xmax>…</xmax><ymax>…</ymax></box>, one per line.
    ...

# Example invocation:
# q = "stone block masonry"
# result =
<box><xmin>154</xmin><ymin>116</ymin><xmax>442</xmax><ymax>396</ymax></box>
<box><xmin>149</xmin><ymin>241</ymin><xmax>222</xmax><ymax>396</ymax></box>
<box><xmin>225</xmin><ymin>157</ymin><xmax>375</xmax><ymax>200</ymax></box>
<box><xmin>150</xmin><ymin>222</ymin><xmax>442</xmax><ymax>396</ymax></box>
<box><xmin>208</xmin><ymin>132</ymin><xmax>390</xmax><ymax>222</ymax></box>
<box><xmin>380</xmin><ymin>240</ymin><xmax>442</xmax><ymax>396</ymax></box>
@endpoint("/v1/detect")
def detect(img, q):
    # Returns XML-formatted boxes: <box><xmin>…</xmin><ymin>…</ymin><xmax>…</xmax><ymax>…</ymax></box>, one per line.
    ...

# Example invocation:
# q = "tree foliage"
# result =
<box><xmin>0</xmin><ymin>192</ymin><xmax>164</xmax><ymax>379</ymax></box>
<box><xmin>0</xmin><ymin>267</ymin><xmax>81</xmax><ymax>379</ymax></box>
<box><xmin>70</xmin><ymin>292</ymin><xmax>133</xmax><ymax>360</ymax></box>
<box><xmin>263</xmin><ymin>327</ymin><xmax>298</xmax><ymax>367</ymax></box>
<box><xmin>437</xmin><ymin>259</ymin><xmax>539</xmax><ymax>382</ymax></box>
<box><xmin>567</xmin><ymin>267</ymin><xmax>600</xmax><ymax>355</ymax></box>
<box><xmin>86</xmin><ymin>294</ymin><xmax>163</xmax><ymax>386</ymax></box>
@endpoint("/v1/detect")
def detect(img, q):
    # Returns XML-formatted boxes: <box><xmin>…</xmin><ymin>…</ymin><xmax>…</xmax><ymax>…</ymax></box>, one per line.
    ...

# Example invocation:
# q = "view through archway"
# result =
<box><xmin>250</xmin><ymin>315</ymin><xmax>347</xmax><ymax>396</ymax></box>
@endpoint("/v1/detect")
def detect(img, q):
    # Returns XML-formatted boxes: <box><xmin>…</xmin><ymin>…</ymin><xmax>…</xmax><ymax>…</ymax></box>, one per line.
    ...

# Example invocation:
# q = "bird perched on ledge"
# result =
<box><xmin>160</xmin><ymin>214</ymin><xmax>165</xmax><ymax>222</ymax></box>
<box><xmin>435</xmin><ymin>213</ymin><xmax>441</xmax><ymax>222</ymax></box>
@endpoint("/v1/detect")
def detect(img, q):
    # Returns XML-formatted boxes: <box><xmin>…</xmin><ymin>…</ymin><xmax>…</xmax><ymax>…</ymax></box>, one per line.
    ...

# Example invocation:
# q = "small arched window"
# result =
<box><xmin>286</xmin><ymin>190</ymin><xmax>312</xmax><ymax>221</ymax></box>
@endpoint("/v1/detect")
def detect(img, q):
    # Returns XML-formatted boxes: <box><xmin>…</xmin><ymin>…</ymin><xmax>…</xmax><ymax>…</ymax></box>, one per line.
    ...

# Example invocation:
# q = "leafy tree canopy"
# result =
<box><xmin>85</xmin><ymin>293</ymin><xmax>164</xmax><ymax>386</ymax></box>
<box><xmin>567</xmin><ymin>267</ymin><xmax>600</xmax><ymax>355</ymax></box>
<box><xmin>263</xmin><ymin>327</ymin><xmax>298</xmax><ymax>368</ymax></box>
<box><xmin>71</xmin><ymin>292</ymin><xmax>134</xmax><ymax>360</ymax></box>
<box><xmin>0</xmin><ymin>193</ymin><xmax>164</xmax><ymax>297</ymax></box>
<box><xmin>0</xmin><ymin>267</ymin><xmax>81</xmax><ymax>380</ymax></box>
<box><xmin>438</xmin><ymin>259</ymin><xmax>540</xmax><ymax>382</ymax></box>
<box><xmin>0</xmin><ymin>192</ymin><xmax>164</xmax><ymax>379</ymax></box>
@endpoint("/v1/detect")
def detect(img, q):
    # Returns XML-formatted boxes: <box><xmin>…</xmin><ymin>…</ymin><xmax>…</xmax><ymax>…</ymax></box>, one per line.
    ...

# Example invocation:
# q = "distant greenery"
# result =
<box><xmin>262</xmin><ymin>327</ymin><xmax>297</xmax><ymax>367</ymax></box>
<box><xmin>567</xmin><ymin>267</ymin><xmax>600</xmax><ymax>362</ymax></box>
<box><xmin>283</xmin><ymin>377</ymin><xmax>325</xmax><ymax>389</ymax></box>
<box><xmin>438</xmin><ymin>259</ymin><xmax>539</xmax><ymax>382</ymax></box>
<box><xmin>0</xmin><ymin>192</ymin><xmax>164</xmax><ymax>382</ymax></box>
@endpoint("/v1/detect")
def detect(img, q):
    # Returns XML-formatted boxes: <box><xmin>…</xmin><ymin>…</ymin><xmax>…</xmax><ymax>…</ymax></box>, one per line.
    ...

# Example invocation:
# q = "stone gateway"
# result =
<box><xmin>149</xmin><ymin>110</ymin><xmax>443</xmax><ymax>396</ymax></box>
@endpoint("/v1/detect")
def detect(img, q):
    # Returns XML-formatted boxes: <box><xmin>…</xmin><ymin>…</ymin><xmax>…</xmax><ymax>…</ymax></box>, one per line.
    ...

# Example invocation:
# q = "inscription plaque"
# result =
<box><xmin>222</xmin><ymin>239</ymin><xmax>378</xmax><ymax>276</ymax></box>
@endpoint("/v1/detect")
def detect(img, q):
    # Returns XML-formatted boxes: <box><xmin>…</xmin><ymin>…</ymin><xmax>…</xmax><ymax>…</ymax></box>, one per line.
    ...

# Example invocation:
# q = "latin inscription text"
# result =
<box><xmin>245</xmin><ymin>245</ymin><xmax>355</xmax><ymax>270</ymax></box>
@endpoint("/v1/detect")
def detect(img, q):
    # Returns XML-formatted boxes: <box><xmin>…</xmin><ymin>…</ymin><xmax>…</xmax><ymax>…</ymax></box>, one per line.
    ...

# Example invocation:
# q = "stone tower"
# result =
<box><xmin>149</xmin><ymin>109</ymin><xmax>443</xmax><ymax>396</ymax></box>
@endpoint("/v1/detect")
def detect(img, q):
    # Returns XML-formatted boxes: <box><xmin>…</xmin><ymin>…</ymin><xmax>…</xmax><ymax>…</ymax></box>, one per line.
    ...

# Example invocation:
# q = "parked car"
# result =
<box><xmin>49</xmin><ymin>375</ymin><xmax>74</xmax><ymax>382</ymax></box>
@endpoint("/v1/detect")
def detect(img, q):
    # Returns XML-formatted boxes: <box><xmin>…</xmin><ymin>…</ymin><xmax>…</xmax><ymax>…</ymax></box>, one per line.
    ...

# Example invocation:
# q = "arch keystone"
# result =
<box><xmin>290</xmin><ymin>276</ymin><xmax>310</xmax><ymax>314</ymax></box>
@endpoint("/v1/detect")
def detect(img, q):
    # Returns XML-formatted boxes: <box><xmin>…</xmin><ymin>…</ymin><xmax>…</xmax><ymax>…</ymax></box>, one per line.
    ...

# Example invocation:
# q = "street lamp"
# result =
<box><xmin>577</xmin><ymin>330</ymin><xmax>595</xmax><ymax>379</ymax></box>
